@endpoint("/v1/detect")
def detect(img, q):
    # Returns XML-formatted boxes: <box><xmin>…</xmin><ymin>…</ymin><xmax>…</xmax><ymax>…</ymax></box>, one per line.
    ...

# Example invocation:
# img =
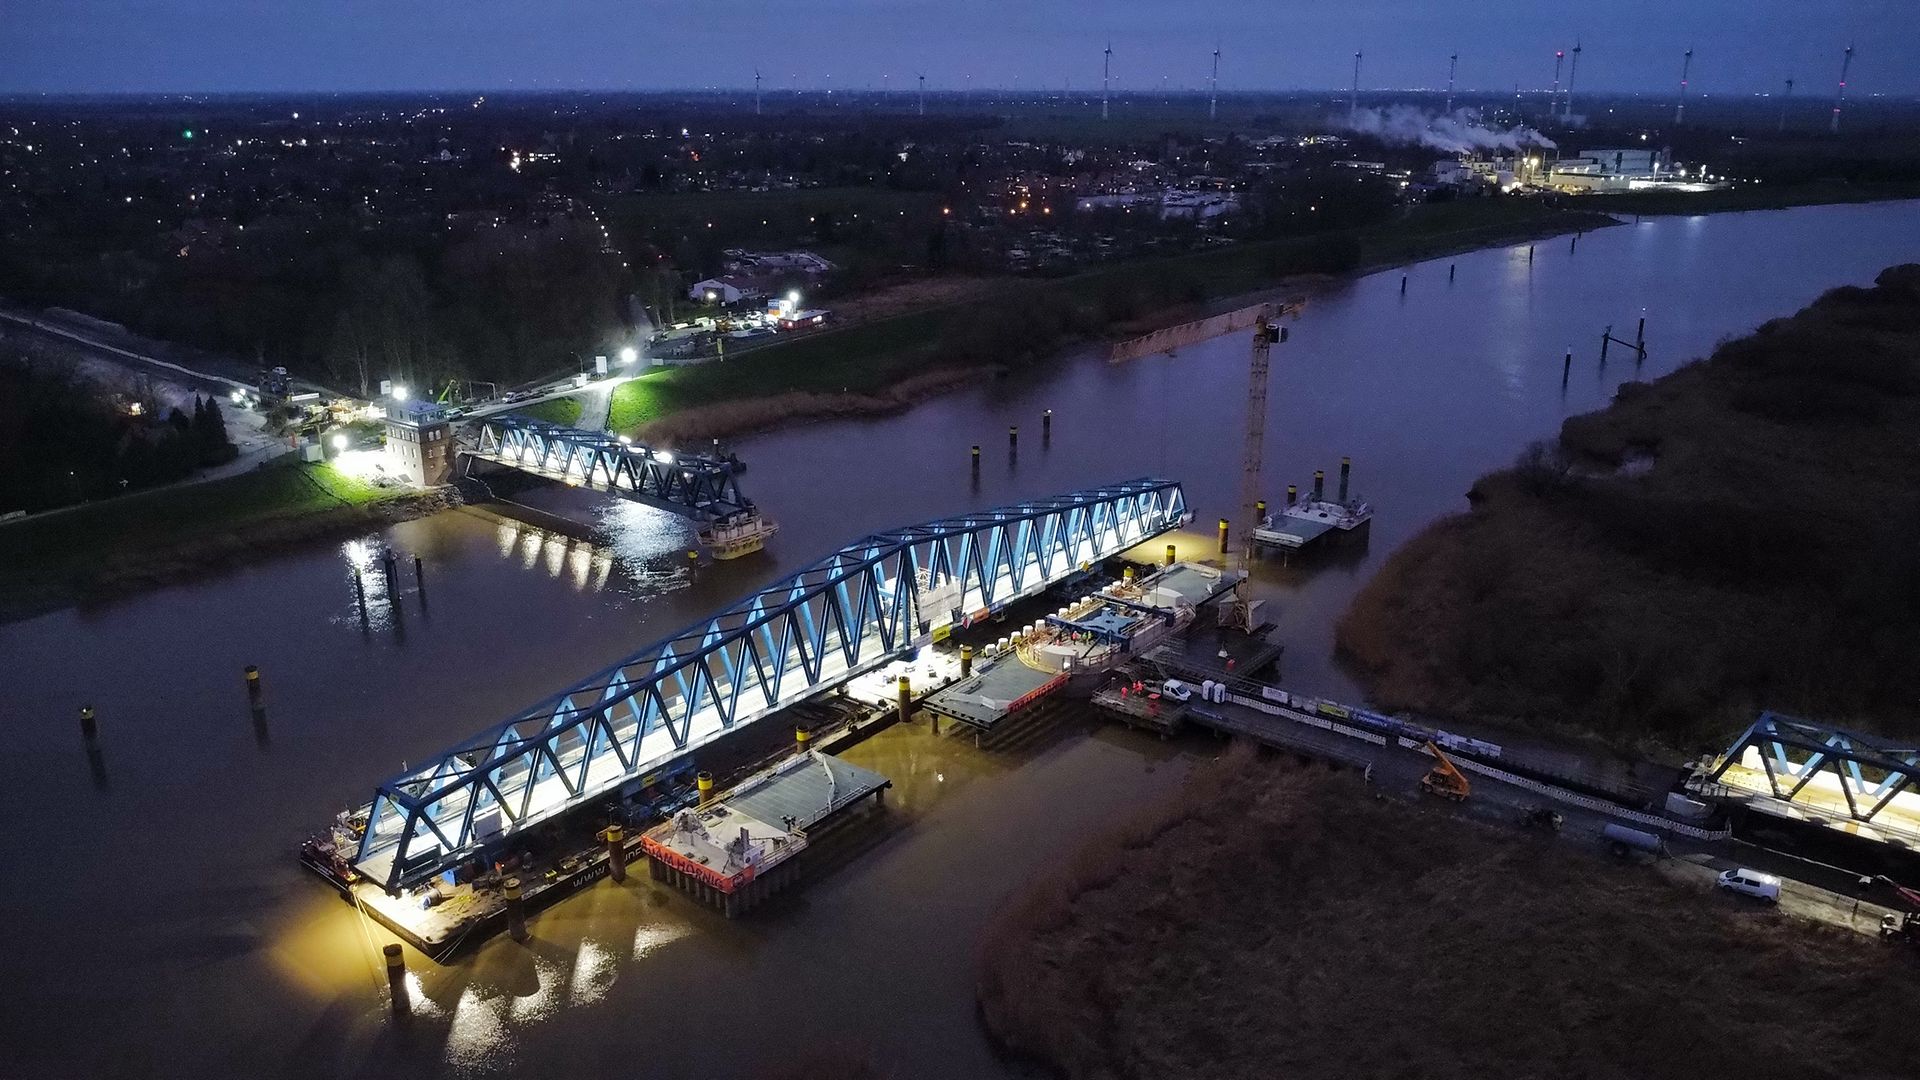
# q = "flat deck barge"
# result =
<box><xmin>1251</xmin><ymin>459</ymin><xmax>1372</xmax><ymax>554</ymax></box>
<box><xmin>643</xmin><ymin>751</ymin><xmax>890</xmax><ymax>917</ymax></box>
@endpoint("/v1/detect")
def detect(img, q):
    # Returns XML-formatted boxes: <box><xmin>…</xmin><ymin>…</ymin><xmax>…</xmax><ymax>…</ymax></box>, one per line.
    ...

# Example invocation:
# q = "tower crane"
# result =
<box><xmin>1111</xmin><ymin>301</ymin><xmax>1292</xmax><ymax>628</ymax></box>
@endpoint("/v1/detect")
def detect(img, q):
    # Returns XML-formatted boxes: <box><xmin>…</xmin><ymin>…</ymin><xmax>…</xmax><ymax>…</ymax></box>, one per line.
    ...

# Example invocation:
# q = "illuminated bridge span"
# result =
<box><xmin>1698</xmin><ymin>712</ymin><xmax>1920</xmax><ymax>841</ymax></box>
<box><xmin>355</xmin><ymin>478</ymin><xmax>1191</xmax><ymax>890</ymax></box>
<box><xmin>465</xmin><ymin>416</ymin><xmax>756</xmax><ymax>522</ymax></box>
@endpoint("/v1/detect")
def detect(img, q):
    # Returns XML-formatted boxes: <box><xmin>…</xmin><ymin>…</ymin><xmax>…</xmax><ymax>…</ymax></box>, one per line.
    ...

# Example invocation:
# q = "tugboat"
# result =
<box><xmin>700</xmin><ymin>509</ymin><xmax>779</xmax><ymax>560</ymax></box>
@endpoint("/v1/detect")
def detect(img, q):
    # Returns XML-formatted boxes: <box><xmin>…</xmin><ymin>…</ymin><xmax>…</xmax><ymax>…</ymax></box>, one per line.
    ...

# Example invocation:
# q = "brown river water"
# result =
<box><xmin>2</xmin><ymin>202</ymin><xmax>1917</xmax><ymax>1079</ymax></box>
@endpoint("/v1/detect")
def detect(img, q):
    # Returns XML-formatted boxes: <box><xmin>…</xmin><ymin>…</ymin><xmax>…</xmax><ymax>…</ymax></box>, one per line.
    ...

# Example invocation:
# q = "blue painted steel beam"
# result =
<box><xmin>353</xmin><ymin>478</ymin><xmax>1190</xmax><ymax>891</ymax></box>
<box><xmin>1707</xmin><ymin>711</ymin><xmax>1920</xmax><ymax>826</ymax></box>
<box><xmin>465</xmin><ymin>417</ymin><xmax>756</xmax><ymax>522</ymax></box>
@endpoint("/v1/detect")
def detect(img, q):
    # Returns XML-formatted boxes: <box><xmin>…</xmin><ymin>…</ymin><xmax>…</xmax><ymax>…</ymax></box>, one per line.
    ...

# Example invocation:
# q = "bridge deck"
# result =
<box><xmin>350</xmin><ymin>478</ymin><xmax>1190</xmax><ymax>891</ymax></box>
<box><xmin>465</xmin><ymin>416</ymin><xmax>756</xmax><ymax>522</ymax></box>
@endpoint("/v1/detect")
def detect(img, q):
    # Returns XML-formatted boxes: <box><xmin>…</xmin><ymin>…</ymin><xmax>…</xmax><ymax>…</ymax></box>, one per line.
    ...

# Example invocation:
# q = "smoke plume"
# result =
<box><xmin>1342</xmin><ymin>106</ymin><xmax>1556</xmax><ymax>153</ymax></box>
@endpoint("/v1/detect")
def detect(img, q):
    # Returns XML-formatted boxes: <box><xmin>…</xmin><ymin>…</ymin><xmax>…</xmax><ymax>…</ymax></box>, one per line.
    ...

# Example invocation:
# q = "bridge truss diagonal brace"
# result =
<box><xmin>353</xmin><ymin>477</ymin><xmax>1190</xmax><ymax>891</ymax></box>
<box><xmin>1707</xmin><ymin>711</ymin><xmax>1920</xmax><ymax>825</ymax></box>
<box><xmin>467</xmin><ymin>417</ymin><xmax>754</xmax><ymax>522</ymax></box>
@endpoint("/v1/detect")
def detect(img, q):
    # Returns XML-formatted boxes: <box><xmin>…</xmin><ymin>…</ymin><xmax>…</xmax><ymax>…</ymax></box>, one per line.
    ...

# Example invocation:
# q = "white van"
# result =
<box><xmin>1716</xmin><ymin>868</ymin><xmax>1782</xmax><ymax>902</ymax></box>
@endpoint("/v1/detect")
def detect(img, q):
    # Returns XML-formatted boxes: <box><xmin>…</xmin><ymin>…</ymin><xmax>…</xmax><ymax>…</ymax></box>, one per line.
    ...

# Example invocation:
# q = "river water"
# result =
<box><xmin>3</xmin><ymin>202</ymin><xmax>1916</xmax><ymax>1079</ymax></box>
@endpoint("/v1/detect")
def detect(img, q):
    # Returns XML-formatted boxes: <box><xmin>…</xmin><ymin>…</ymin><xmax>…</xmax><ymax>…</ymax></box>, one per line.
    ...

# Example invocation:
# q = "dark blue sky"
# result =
<box><xmin>4</xmin><ymin>1</ymin><xmax>1915</xmax><ymax>96</ymax></box>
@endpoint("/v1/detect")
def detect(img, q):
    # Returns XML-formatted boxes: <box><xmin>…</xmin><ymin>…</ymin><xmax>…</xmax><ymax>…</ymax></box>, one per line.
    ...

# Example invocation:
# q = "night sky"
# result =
<box><xmin>3</xmin><ymin>0</ymin><xmax>1916</xmax><ymax>97</ymax></box>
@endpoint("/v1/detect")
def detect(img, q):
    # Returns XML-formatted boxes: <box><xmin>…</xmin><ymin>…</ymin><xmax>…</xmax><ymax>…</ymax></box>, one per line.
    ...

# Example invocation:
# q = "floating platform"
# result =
<box><xmin>922</xmin><ymin>655</ymin><xmax>1067</xmax><ymax>733</ymax></box>
<box><xmin>642</xmin><ymin>751</ymin><xmax>890</xmax><ymax>917</ymax></box>
<box><xmin>1252</xmin><ymin>460</ymin><xmax>1373</xmax><ymax>554</ymax></box>
<box><xmin>1251</xmin><ymin>499</ymin><xmax>1371</xmax><ymax>551</ymax></box>
<box><xmin>1144</xmin><ymin>624</ymin><xmax>1284</xmax><ymax>682</ymax></box>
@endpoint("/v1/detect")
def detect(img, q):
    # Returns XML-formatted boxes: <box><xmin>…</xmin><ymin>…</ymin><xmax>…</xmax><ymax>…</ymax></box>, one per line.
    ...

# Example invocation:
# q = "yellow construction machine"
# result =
<box><xmin>1419</xmin><ymin>741</ymin><xmax>1472</xmax><ymax>802</ymax></box>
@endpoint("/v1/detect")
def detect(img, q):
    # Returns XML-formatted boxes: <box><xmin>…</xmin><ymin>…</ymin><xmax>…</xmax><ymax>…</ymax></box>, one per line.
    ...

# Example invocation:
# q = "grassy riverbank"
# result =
<box><xmin>1588</xmin><ymin>179</ymin><xmax>1920</xmax><ymax>217</ymax></box>
<box><xmin>1338</xmin><ymin>264</ymin><xmax>1920</xmax><ymax>750</ymax></box>
<box><xmin>977</xmin><ymin>746</ymin><xmax>1920</xmax><ymax>1080</ymax></box>
<box><xmin>610</xmin><ymin>200</ymin><xmax>1617</xmax><ymax>439</ymax></box>
<box><xmin>0</xmin><ymin>459</ymin><xmax>449</xmax><ymax>623</ymax></box>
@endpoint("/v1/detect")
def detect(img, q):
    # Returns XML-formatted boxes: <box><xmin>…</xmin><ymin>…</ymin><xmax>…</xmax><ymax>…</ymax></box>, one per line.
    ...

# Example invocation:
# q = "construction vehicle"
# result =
<box><xmin>1419</xmin><ymin>741</ymin><xmax>1472</xmax><ymax>801</ymax></box>
<box><xmin>1875</xmin><ymin>876</ymin><xmax>1920</xmax><ymax>946</ymax></box>
<box><xmin>1521</xmin><ymin>806</ymin><xmax>1565</xmax><ymax>831</ymax></box>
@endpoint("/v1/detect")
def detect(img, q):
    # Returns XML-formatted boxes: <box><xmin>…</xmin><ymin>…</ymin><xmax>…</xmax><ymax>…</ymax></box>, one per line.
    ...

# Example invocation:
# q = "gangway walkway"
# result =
<box><xmin>352</xmin><ymin>477</ymin><xmax>1190</xmax><ymax>891</ymax></box>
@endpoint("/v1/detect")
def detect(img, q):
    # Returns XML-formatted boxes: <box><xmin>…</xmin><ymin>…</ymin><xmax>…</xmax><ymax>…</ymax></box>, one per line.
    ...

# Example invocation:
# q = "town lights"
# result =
<box><xmin>618</xmin><ymin>346</ymin><xmax>638</xmax><ymax>365</ymax></box>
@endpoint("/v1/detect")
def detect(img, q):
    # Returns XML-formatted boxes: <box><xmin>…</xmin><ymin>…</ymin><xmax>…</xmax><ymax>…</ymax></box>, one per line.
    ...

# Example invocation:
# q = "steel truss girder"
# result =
<box><xmin>354</xmin><ymin>478</ymin><xmax>1189</xmax><ymax>891</ymax></box>
<box><xmin>465</xmin><ymin>417</ymin><xmax>755</xmax><ymax>522</ymax></box>
<box><xmin>1708</xmin><ymin>711</ymin><xmax>1920</xmax><ymax>824</ymax></box>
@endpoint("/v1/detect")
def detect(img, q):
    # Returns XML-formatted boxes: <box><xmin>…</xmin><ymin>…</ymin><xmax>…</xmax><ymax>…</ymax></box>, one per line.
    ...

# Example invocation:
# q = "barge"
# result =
<box><xmin>1251</xmin><ymin>456</ymin><xmax>1373</xmax><ymax>553</ymax></box>
<box><xmin>642</xmin><ymin>751</ymin><xmax>891</xmax><ymax>917</ymax></box>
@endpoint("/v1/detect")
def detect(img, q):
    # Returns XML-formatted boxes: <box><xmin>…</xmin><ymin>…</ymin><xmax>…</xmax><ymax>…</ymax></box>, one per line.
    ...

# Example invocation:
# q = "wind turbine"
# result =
<box><xmin>754</xmin><ymin>69</ymin><xmax>762</xmax><ymax>116</ymax></box>
<box><xmin>1444</xmin><ymin>52</ymin><xmax>1457</xmax><ymax>114</ymax></box>
<box><xmin>1831</xmin><ymin>44</ymin><xmax>1855</xmax><ymax>133</ymax></box>
<box><xmin>1674</xmin><ymin>47</ymin><xmax>1693</xmax><ymax>126</ymax></box>
<box><xmin>1102</xmin><ymin>42</ymin><xmax>1112</xmax><ymax>120</ymax></box>
<box><xmin>1209</xmin><ymin>45</ymin><xmax>1221</xmax><ymax>121</ymax></box>
<box><xmin>1564</xmin><ymin>41</ymin><xmax>1581</xmax><ymax>118</ymax></box>
<box><xmin>1350</xmin><ymin>50</ymin><xmax>1362</xmax><ymax>117</ymax></box>
<box><xmin>1779</xmin><ymin>77</ymin><xmax>1793</xmax><ymax>132</ymax></box>
<box><xmin>918</xmin><ymin>74</ymin><xmax>926</xmax><ymax>116</ymax></box>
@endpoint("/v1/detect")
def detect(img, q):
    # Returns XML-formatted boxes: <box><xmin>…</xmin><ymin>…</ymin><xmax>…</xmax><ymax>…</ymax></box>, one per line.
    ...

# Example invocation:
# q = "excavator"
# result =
<box><xmin>1877</xmin><ymin>876</ymin><xmax>1920</xmax><ymax>947</ymax></box>
<box><xmin>1419</xmin><ymin>741</ymin><xmax>1472</xmax><ymax>802</ymax></box>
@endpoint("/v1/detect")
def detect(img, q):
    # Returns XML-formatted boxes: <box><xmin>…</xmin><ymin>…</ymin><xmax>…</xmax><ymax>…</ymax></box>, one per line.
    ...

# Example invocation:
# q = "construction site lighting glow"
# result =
<box><xmin>391</xmin><ymin>385</ymin><xmax>409</xmax><ymax>401</ymax></box>
<box><xmin>330</xmin><ymin>433</ymin><xmax>348</xmax><ymax>451</ymax></box>
<box><xmin>618</xmin><ymin>346</ymin><xmax>638</xmax><ymax>365</ymax></box>
<box><xmin>330</xmin><ymin>448</ymin><xmax>386</xmax><ymax>479</ymax></box>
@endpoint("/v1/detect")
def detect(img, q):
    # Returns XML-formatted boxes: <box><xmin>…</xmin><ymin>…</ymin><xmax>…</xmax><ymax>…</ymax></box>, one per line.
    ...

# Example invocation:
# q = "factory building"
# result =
<box><xmin>1546</xmin><ymin>147</ymin><xmax>1674</xmax><ymax>193</ymax></box>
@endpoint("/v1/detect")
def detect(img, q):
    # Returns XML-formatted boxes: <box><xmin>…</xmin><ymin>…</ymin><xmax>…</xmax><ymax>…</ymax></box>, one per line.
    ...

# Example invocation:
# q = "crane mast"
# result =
<box><xmin>1110</xmin><ymin>301</ymin><xmax>1288</xmax><ymax>627</ymax></box>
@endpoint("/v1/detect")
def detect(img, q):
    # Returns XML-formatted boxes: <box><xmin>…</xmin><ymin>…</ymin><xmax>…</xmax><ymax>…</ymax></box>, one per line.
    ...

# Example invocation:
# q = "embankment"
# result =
<box><xmin>977</xmin><ymin>745</ymin><xmax>1920</xmax><ymax>1080</ymax></box>
<box><xmin>0</xmin><ymin>463</ymin><xmax>457</xmax><ymax>624</ymax></box>
<box><xmin>1337</xmin><ymin>264</ymin><xmax>1920</xmax><ymax>751</ymax></box>
<box><xmin>613</xmin><ymin>201</ymin><xmax>1619</xmax><ymax>443</ymax></box>
<box><xmin>633</xmin><ymin>368</ymin><xmax>980</xmax><ymax>444</ymax></box>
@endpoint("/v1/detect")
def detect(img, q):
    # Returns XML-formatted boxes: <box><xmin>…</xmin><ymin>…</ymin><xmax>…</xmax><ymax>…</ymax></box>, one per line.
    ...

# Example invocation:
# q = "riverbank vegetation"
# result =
<box><xmin>0</xmin><ymin>458</ymin><xmax>443</xmax><ymax>623</ymax></box>
<box><xmin>977</xmin><ymin>746</ymin><xmax>1920</xmax><ymax>1080</ymax></box>
<box><xmin>0</xmin><ymin>356</ymin><xmax>236</xmax><ymax>514</ymax></box>
<box><xmin>1338</xmin><ymin>264</ymin><xmax>1920</xmax><ymax>749</ymax></box>
<box><xmin>610</xmin><ymin>199</ymin><xmax>1614</xmax><ymax>438</ymax></box>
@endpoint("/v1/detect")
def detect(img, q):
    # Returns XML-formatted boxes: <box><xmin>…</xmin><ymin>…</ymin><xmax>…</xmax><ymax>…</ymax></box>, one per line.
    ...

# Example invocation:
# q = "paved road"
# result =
<box><xmin>1176</xmin><ymin>689</ymin><xmax>1920</xmax><ymax>944</ymax></box>
<box><xmin>467</xmin><ymin>372</ymin><xmax>637</xmax><ymax>431</ymax></box>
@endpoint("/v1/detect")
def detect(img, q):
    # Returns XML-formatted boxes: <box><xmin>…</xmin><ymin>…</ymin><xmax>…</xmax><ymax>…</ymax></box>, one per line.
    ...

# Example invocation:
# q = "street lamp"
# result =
<box><xmin>331</xmin><ymin>433</ymin><xmax>349</xmax><ymax>451</ymax></box>
<box><xmin>619</xmin><ymin>346</ymin><xmax>638</xmax><ymax>365</ymax></box>
<box><xmin>391</xmin><ymin>384</ymin><xmax>409</xmax><ymax>401</ymax></box>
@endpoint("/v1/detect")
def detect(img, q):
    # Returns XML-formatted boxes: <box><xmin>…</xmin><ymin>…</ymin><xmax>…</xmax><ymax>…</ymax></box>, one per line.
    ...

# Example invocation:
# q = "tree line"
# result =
<box><xmin>0</xmin><ymin>357</ymin><xmax>237</xmax><ymax>514</ymax></box>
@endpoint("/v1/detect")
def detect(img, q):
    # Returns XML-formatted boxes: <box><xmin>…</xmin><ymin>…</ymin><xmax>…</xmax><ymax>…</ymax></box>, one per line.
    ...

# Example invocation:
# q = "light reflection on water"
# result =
<box><xmin>5</xmin><ymin>202</ymin><xmax>1920</xmax><ymax>1080</ymax></box>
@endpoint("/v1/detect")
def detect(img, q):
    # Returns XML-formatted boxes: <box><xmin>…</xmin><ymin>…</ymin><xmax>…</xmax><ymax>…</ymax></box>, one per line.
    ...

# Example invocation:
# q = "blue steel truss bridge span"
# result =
<box><xmin>352</xmin><ymin>478</ymin><xmax>1191</xmax><ymax>891</ymax></box>
<box><xmin>463</xmin><ymin>416</ymin><xmax>754</xmax><ymax>522</ymax></box>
